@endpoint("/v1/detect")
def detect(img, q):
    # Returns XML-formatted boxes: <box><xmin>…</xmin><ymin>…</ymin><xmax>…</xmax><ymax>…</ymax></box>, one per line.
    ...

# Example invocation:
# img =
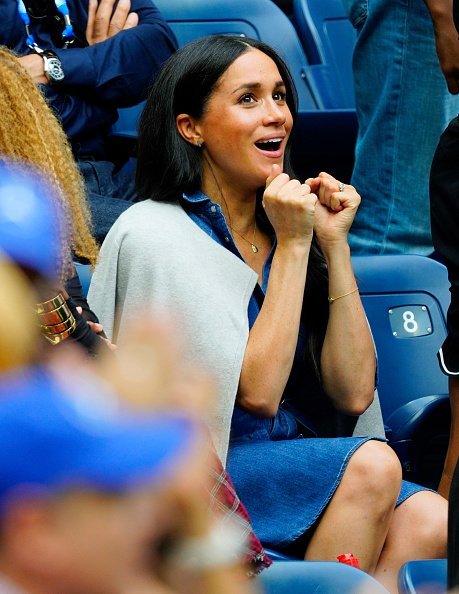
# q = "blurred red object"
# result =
<box><xmin>337</xmin><ymin>553</ymin><xmax>360</xmax><ymax>568</ymax></box>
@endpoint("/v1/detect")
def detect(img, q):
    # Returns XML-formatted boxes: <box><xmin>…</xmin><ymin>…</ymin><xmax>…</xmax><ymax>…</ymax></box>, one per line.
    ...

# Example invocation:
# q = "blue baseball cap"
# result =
<box><xmin>0</xmin><ymin>161</ymin><xmax>66</xmax><ymax>280</ymax></box>
<box><xmin>0</xmin><ymin>366</ymin><xmax>197</xmax><ymax>501</ymax></box>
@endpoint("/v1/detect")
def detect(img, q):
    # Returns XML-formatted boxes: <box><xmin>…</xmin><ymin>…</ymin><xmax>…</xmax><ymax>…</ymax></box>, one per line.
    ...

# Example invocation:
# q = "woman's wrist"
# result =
<box><xmin>425</xmin><ymin>0</ymin><xmax>454</xmax><ymax>24</ymax></box>
<box><xmin>320</xmin><ymin>239</ymin><xmax>351</xmax><ymax>266</ymax></box>
<box><xmin>275</xmin><ymin>236</ymin><xmax>313</xmax><ymax>257</ymax></box>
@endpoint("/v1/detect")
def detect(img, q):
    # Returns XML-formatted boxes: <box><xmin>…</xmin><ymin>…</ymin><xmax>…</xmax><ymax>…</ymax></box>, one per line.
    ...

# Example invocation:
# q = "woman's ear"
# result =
<box><xmin>176</xmin><ymin>114</ymin><xmax>204</xmax><ymax>147</ymax></box>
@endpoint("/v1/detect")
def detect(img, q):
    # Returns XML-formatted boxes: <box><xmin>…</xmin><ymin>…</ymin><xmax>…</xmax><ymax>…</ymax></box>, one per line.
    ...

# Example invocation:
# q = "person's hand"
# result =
<box><xmin>433</xmin><ymin>18</ymin><xmax>459</xmax><ymax>94</ymax></box>
<box><xmin>88</xmin><ymin>321</ymin><xmax>117</xmax><ymax>350</ymax></box>
<box><xmin>97</xmin><ymin>315</ymin><xmax>214</xmax><ymax>418</ymax></box>
<box><xmin>262</xmin><ymin>164</ymin><xmax>317</xmax><ymax>248</ymax></box>
<box><xmin>86</xmin><ymin>0</ymin><xmax>139</xmax><ymax>45</ymax></box>
<box><xmin>306</xmin><ymin>172</ymin><xmax>361</xmax><ymax>251</ymax></box>
<box><xmin>76</xmin><ymin>306</ymin><xmax>116</xmax><ymax>350</ymax></box>
<box><xmin>17</xmin><ymin>54</ymin><xmax>47</xmax><ymax>85</ymax></box>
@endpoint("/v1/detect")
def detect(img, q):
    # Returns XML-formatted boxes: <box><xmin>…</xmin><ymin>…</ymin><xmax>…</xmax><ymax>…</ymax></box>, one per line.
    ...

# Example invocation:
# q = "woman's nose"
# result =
<box><xmin>262</xmin><ymin>99</ymin><xmax>287</xmax><ymax>126</ymax></box>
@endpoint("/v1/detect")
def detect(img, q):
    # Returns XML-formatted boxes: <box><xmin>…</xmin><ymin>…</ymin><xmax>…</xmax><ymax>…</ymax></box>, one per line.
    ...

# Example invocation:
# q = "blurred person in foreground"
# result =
<box><xmin>0</xmin><ymin>363</ymin><xmax>200</xmax><ymax>594</ymax></box>
<box><xmin>0</xmin><ymin>165</ymin><xmax>261</xmax><ymax>594</ymax></box>
<box><xmin>0</xmin><ymin>257</ymin><xmax>38</xmax><ymax>374</ymax></box>
<box><xmin>0</xmin><ymin>264</ymin><xmax>260</xmax><ymax>594</ymax></box>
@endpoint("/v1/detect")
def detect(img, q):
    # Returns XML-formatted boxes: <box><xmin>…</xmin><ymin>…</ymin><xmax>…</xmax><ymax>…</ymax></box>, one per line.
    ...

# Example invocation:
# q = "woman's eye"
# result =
<box><xmin>239</xmin><ymin>93</ymin><xmax>256</xmax><ymax>104</ymax></box>
<box><xmin>273</xmin><ymin>91</ymin><xmax>287</xmax><ymax>102</ymax></box>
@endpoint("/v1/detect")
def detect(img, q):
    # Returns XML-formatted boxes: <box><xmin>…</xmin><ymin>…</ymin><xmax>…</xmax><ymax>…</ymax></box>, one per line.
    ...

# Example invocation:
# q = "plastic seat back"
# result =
<box><xmin>398</xmin><ymin>559</ymin><xmax>447</xmax><ymax>594</ymax></box>
<box><xmin>155</xmin><ymin>0</ymin><xmax>317</xmax><ymax>111</ymax></box>
<box><xmin>259</xmin><ymin>560</ymin><xmax>390</xmax><ymax>593</ymax></box>
<box><xmin>293</xmin><ymin>0</ymin><xmax>356</xmax><ymax>108</ymax></box>
<box><xmin>353</xmin><ymin>255</ymin><xmax>449</xmax><ymax>421</ymax></box>
<box><xmin>74</xmin><ymin>262</ymin><xmax>92</xmax><ymax>298</ymax></box>
<box><xmin>353</xmin><ymin>255</ymin><xmax>450</xmax><ymax>486</ymax></box>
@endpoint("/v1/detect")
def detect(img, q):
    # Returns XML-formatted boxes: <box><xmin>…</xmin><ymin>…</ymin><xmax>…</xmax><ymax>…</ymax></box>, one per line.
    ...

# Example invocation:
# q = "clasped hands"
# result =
<box><xmin>262</xmin><ymin>164</ymin><xmax>361</xmax><ymax>250</ymax></box>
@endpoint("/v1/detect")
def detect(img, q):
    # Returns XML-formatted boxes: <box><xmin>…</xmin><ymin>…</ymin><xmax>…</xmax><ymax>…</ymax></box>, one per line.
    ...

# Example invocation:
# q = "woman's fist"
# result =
<box><xmin>263</xmin><ymin>165</ymin><xmax>318</xmax><ymax>248</ymax></box>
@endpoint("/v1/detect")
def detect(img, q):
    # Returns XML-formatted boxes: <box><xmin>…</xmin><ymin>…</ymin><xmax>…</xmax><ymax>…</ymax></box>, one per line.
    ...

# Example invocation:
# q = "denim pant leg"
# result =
<box><xmin>343</xmin><ymin>0</ymin><xmax>459</xmax><ymax>255</ymax></box>
<box><xmin>79</xmin><ymin>158</ymin><xmax>137</xmax><ymax>244</ymax></box>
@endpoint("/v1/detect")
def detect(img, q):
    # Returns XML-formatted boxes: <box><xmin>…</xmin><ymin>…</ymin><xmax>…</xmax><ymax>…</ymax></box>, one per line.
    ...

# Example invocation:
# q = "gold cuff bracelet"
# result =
<box><xmin>36</xmin><ymin>293</ymin><xmax>66</xmax><ymax>314</ymax></box>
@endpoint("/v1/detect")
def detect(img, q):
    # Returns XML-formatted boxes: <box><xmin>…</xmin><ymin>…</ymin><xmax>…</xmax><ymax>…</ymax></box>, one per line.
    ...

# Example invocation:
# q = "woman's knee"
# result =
<box><xmin>342</xmin><ymin>440</ymin><xmax>402</xmax><ymax>504</ymax></box>
<box><xmin>395</xmin><ymin>491</ymin><xmax>447</xmax><ymax>558</ymax></box>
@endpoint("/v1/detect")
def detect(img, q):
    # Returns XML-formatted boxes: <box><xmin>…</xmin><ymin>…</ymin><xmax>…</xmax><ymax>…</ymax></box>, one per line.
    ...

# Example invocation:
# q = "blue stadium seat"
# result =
<box><xmin>74</xmin><ymin>262</ymin><xmax>92</xmax><ymax>298</ymax></box>
<box><xmin>398</xmin><ymin>559</ymin><xmax>447</xmax><ymax>594</ymax></box>
<box><xmin>353</xmin><ymin>255</ymin><xmax>450</xmax><ymax>486</ymax></box>
<box><xmin>292</xmin><ymin>0</ymin><xmax>356</xmax><ymax>109</ymax></box>
<box><xmin>264</xmin><ymin>548</ymin><xmax>294</xmax><ymax>562</ymax></box>
<box><xmin>290</xmin><ymin>0</ymin><xmax>358</xmax><ymax>179</ymax></box>
<box><xmin>353</xmin><ymin>256</ymin><xmax>449</xmax><ymax>419</ymax></box>
<box><xmin>156</xmin><ymin>0</ymin><xmax>316</xmax><ymax>110</ymax></box>
<box><xmin>258</xmin><ymin>560</ymin><xmax>390</xmax><ymax>593</ymax></box>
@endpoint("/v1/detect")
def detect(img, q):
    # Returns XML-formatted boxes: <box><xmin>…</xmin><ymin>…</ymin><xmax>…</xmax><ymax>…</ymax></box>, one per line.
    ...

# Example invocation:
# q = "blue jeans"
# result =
<box><xmin>79</xmin><ymin>158</ymin><xmax>137</xmax><ymax>244</ymax></box>
<box><xmin>342</xmin><ymin>0</ymin><xmax>459</xmax><ymax>254</ymax></box>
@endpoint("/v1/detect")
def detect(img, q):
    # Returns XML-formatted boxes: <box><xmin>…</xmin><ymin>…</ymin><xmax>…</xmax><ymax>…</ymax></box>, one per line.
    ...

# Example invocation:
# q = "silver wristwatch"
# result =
<box><xmin>42</xmin><ymin>51</ymin><xmax>65</xmax><ymax>83</ymax></box>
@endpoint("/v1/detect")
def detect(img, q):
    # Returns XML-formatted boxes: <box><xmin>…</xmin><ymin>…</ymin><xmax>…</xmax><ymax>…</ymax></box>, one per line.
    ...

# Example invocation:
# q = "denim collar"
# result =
<box><xmin>181</xmin><ymin>190</ymin><xmax>221</xmax><ymax>213</ymax></box>
<box><xmin>182</xmin><ymin>190</ymin><xmax>273</xmax><ymax>232</ymax></box>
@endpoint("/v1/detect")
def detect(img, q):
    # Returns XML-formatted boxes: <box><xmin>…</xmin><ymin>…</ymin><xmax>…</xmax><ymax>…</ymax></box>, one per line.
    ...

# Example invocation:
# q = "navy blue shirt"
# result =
<box><xmin>2</xmin><ymin>0</ymin><xmax>176</xmax><ymax>157</ymax></box>
<box><xmin>180</xmin><ymin>190</ymin><xmax>276</xmax><ymax>326</ymax></box>
<box><xmin>181</xmin><ymin>191</ymin><xmax>311</xmax><ymax>442</ymax></box>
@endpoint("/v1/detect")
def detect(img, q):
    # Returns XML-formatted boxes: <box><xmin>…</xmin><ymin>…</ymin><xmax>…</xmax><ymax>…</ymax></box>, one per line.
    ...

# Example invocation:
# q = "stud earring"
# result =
<box><xmin>196</xmin><ymin>139</ymin><xmax>202</xmax><ymax>148</ymax></box>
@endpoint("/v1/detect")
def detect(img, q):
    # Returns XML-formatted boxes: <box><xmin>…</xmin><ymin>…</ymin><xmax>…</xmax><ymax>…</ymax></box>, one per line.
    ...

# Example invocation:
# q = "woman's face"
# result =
<box><xmin>196</xmin><ymin>48</ymin><xmax>294</xmax><ymax>194</ymax></box>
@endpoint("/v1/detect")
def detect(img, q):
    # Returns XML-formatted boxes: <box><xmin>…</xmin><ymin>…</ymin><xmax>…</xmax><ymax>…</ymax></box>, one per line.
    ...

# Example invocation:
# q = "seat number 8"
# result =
<box><xmin>402</xmin><ymin>311</ymin><xmax>419</xmax><ymax>334</ymax></box>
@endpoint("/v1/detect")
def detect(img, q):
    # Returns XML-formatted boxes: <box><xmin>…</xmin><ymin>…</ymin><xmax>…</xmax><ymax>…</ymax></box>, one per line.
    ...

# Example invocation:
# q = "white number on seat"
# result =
<box><xmin>402</xmin><ymin>310</ymin><xmax>418</xmax><ymax>334</ymax></box>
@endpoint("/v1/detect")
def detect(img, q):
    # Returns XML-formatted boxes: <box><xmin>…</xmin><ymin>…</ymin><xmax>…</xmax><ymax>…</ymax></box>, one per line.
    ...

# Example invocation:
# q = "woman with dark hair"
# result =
<box><xmin>89</xmin><ymin>36</ymin><xmax>446</xmax><ymax>592</ymax></box>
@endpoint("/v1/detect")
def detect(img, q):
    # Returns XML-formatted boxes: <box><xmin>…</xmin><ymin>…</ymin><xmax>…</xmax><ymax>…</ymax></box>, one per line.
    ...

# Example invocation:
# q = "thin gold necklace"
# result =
<box><xmin>204</xmin><ymin>155</ymin><xmax>259</xmax><ymax>254</ymax></box>
<box><xmin>231</xmin><ymin>221</ymin><xmax>259</xmax><ymax>253</ymax></box>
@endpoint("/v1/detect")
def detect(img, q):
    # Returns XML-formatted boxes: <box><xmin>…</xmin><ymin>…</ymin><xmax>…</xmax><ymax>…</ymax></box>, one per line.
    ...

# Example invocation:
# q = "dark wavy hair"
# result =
<box><xmin>136</xmin><ymin>35</ymin><xmax>328</xmax><ymax>381</ymax></box>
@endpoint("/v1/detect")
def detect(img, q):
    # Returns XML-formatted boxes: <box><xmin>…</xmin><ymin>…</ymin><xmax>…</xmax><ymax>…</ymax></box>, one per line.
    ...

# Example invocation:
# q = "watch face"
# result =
<box><xmin>45</xmin><ymin>57</ymin><xmax>64</xmax><ymax>82</ymax></box>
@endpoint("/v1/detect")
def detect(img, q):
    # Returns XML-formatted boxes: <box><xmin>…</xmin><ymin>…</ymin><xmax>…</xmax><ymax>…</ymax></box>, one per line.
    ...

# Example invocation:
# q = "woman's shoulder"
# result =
<box><xmin>105</xmin><ymin>200</ymin><xmax>186</xmax><ymax>243</ymax></box>
<box><xmin>118</xmin><ymin>199</ymin><xmax>182</xmax><ymax>226</ymax></box>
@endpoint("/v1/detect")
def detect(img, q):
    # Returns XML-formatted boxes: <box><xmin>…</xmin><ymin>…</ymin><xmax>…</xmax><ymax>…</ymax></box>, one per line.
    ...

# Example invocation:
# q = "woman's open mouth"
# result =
<box><xmin>254</xmin><ymin>137</ymin><xmax>284</xmax><ymax>157</ymax></box>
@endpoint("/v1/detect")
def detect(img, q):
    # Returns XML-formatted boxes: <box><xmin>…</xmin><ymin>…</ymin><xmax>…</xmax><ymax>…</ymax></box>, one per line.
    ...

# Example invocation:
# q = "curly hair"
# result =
<box><xmin>0</xmin><ymin>47</ymin><xmax>99</xmax><ymax>278</ymax></box>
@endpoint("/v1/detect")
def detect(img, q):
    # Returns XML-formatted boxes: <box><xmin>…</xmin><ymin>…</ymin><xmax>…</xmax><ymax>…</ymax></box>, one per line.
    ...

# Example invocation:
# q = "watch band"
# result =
<box><xmin>41</xmin><ymin>50</ymin><xmax>65</xmax><ymax>83</ymax></box>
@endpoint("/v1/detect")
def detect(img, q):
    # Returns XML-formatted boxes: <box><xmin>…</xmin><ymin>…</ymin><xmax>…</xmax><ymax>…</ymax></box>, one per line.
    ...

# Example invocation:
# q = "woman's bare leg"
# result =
<box><xmin>374</xmin><ymin>491</ymin><xmax>447</xmax><ymax>593</ymax></box>
<box><xmin>304</xmin><ymin>441</ymin><xmax>401</xmax><ymax>573</ymax></box>
<box><xmin>439</xmin><ymin>376</ymin><xmax>459</xmax><ymax>498</ymax></box>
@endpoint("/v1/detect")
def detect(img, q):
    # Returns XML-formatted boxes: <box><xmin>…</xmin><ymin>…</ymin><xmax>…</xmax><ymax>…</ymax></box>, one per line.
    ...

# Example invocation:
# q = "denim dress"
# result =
<box><xmin>181</xmin><ymin>190</ymin><xmax>427</xmax><ymax>551</ymax></box>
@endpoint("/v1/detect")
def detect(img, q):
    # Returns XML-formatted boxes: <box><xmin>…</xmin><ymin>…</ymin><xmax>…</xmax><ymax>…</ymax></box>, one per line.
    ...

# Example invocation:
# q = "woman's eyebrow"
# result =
<box><xmin>231</xmin><ymin>80</ymin><xmax>285</xmax><ymax>94</ymax></box>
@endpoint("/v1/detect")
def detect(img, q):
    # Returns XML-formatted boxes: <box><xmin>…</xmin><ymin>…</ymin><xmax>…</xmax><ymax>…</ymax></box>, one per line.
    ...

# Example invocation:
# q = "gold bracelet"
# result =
<box><xmin>42</xmin><ymin>318</ymin><xmax>77</xmax><ymax>345</ymax></box>
<box><xmin>328</xmin><ymin>287</ymin><xmax>359</xmax><ymax>304</ymax></box>
<box><xmin>41</xmin><ymin>315</ymin><xmax>76</xmax><ymax>335</ymax></box>
<box><xmin>36</xmin><ymin>293</ymin><xmax>65</xmax><ymax>314</ymax></box>
<box><xmin>37</xmin><ymin>302</ymin><xmax>73</xmax><ymax>326</ymax></box>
